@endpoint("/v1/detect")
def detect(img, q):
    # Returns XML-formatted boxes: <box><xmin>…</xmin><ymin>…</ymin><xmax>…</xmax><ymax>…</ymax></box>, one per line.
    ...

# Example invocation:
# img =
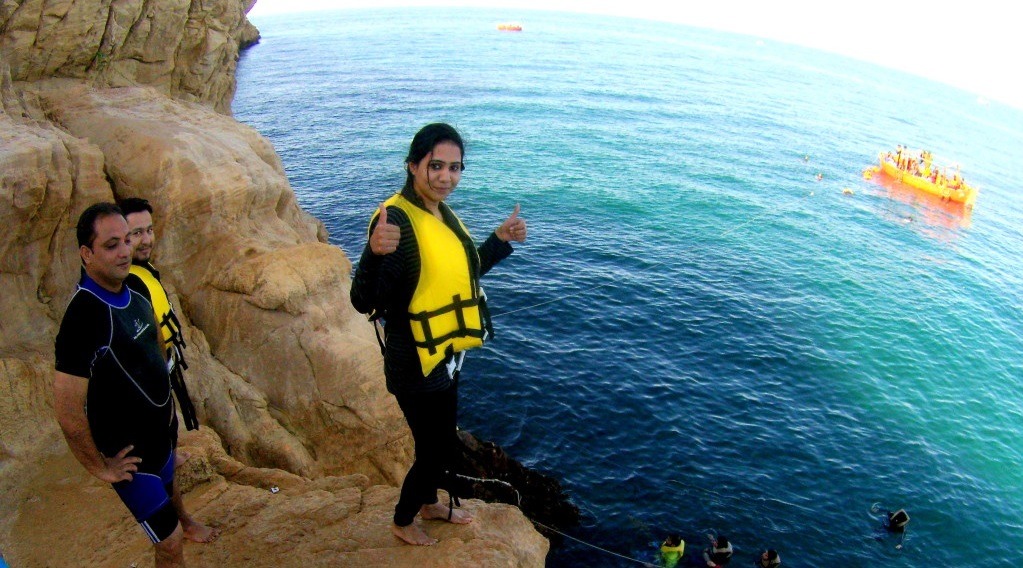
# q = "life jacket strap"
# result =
<box><xmin>477</xmin><ymin>286</ymin><xmax>494</xmax><ymax>342</ymax></box>
<box><xmin>366</xmin><ymin>309</ymin><xmax>387</xmax><ymax>356</ymax></box>
<box><xmin>161</xmin><ymin>309</ymin><xmax>189</xmax><ymax>371</ymax></box>
<box><xmin>409</xmin><ymin>294</ymin><xmax>485</xmax><ymax>354</ymax></box>
<box><xmin>170</xmin><ymin>365</ymin><xmax>199</xmax><ymax>431</ymax></box>
<box><xmin>445</xmin><ymin>351</ymin><xmax>466</xmax><ymax>380</ymax></box>
<box><xmin>373</xmin><ymin>318</ymin><xmax>386</xmax><ymax>356</ymax></box>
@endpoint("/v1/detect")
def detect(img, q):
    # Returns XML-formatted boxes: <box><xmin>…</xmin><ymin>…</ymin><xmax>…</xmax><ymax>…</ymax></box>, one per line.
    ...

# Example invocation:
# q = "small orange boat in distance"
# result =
<box><xmin>497</xmin><ymin>22</ymin><xmax>522</xmax><ymax>32</ymax></box>
<box><xmin>863</xmin><ymin>146</ymin><xmax>978</xmax><ymax>208</ymax></box>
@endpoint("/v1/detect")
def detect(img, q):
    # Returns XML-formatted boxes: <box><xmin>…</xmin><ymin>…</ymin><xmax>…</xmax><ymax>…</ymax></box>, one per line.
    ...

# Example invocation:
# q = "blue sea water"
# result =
<box><xmin>234</xmin><ymin>8</ymin><xmax>1023</xmax><ymax>566</ymax></box>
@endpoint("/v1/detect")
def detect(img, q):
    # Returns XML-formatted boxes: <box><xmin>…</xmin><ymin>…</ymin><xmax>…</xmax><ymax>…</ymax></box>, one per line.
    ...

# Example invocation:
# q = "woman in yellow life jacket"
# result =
<box><xmin>350</xmin><ymin>123</ymin><xmax>527</xmax><ymax>546</ymax></box>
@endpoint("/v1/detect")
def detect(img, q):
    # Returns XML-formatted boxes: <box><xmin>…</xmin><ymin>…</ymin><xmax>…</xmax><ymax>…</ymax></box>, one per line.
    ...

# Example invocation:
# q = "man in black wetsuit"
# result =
<box><xmin>53</xmin><ymin>203</ymin><xmax>215</xmax><ymax>568</ymax></box>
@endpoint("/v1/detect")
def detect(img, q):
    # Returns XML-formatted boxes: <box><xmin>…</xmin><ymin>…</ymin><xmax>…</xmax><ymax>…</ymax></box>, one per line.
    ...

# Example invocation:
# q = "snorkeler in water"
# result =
<box><xmin>885</xmin><ymin>508</ymin><xmax>910</xmax><ymax>549</ymax></box>
<box><xmin>702</xmin><ymin>534</ymin><xmax>733</xmax><ymax>566</ymax></box>
<box><xmin>871</xmin><ymin>503</ymin><xmax>910</xmax><ymax>550</ymax></box>
<box><xmin>660</xmin><ymin>533</ymin><xmax>685</xmax><ymax>568</ymax></box>
<box><xmin>886</xmin><ymin>509</ymin><xmax>910</xmax><ymax>532</ymax></box>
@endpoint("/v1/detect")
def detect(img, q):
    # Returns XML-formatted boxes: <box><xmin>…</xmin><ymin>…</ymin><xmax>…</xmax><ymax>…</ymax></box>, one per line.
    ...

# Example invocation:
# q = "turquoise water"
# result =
<box><xmin>235</xmin><ymin>9</ymin><xmax>1023</xmax><ymax>566</ymax></box>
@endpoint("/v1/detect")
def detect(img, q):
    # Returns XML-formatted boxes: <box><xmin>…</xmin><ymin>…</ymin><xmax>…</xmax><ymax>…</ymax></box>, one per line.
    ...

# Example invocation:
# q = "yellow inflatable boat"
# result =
<box><xmin>867</xmin><ymin>148</ymin><xmax>978</xmax><ymax>208</ymax></box>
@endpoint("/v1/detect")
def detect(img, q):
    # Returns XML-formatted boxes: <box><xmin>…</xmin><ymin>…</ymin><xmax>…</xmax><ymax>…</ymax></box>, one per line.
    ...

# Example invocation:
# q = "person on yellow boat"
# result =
<box><xmin>350</xmin><ymin>123</ymin><xmax>527</xmax><ymax>546</ymax></box>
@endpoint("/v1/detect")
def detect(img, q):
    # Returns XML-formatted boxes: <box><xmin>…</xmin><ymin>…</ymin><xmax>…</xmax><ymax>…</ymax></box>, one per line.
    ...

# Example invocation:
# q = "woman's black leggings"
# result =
<box><xmin>393</xmin><ymin>380</ymin><xmax>459</xmax><ymax>527</ymax></box>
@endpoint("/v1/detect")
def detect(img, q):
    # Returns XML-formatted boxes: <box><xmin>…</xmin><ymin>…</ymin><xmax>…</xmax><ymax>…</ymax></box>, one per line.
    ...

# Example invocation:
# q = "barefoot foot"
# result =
<box><xmin>182</xmin><ymin>518</ymin><xmax>220</xmax><ymax>543</ymax></box>
<box><xmin>420</xmin><ymin>501</ymin><xmax>473</xmax><ymax>524</ymax></box>
<box><xmin>392</xmin><ymin>522</ymin><xmax>437</xmax><ymax>546</ymax></box>
<box><xmin>174</xmin><ymin>451</ymin><xmax>192</xmax><ymax>468</ymax></box>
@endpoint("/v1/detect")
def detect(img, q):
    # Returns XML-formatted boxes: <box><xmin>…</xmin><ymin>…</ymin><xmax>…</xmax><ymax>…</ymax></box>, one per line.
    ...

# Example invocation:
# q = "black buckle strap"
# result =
<box><xmin>409</xmin><ymin>294</ymin><xmax>484</xmax><ymax>354</ymax></box>
<box><xmin>162</xmin><ymin>310</ymin><xmax>190</xmax><ymax>371</ymax></box>
<box><xmin>368</xmin><ymin>310</ymin><xmax>386</xmax><ymax>355</ymax></box>
<box><xmin>170</xmin><ymin>365</ymin><xmax>199</xmax><ymax>431</ymax></box>
<box><xmin>477</xmin><ymin>288</ymin><xmax>494</xmax><ymax>342</ymax></box>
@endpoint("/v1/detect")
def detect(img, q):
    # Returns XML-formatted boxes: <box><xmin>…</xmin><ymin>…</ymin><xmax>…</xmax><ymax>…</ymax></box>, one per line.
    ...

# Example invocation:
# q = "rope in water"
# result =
<box><xmin>490</xmin><ymin>189</ymin><xmax>816</xmax><ymax>319</ymax></box>
<box><xmin>452</xmin><ymin>472</ymin><xmax>661</xmax><ymax>567</ymax></box>
<box><xmin>530</xmin><ymin>518</ymin><xmax>662</xmax><ymax>568</ymax></box>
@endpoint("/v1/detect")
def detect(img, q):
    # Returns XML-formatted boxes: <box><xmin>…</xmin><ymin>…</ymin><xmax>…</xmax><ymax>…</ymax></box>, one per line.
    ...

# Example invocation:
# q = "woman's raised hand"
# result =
<box><xmin>496</xmin><ymin>204</ymin><xmax>527</xmax><ymax>243</ymax></box>
<box><xmin>370</xmin><ymin>203</ymin><xmax>401</xmax><ymax>254</ymax></box>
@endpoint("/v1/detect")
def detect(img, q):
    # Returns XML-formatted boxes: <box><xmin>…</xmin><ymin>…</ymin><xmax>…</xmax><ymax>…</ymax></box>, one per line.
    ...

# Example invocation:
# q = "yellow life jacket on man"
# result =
<box><xmin>372</xmin><ymin>193</ymin><xmax>489</xmax><ymax>376</ymax></box>
<box><xmin>128</xmin><ymin>262</ymin><xmax>199</xmax><ymax>431</ymax></box>
<box><xmin>129</xmin><ymin>263</ymin><xmax>185</xmax><ymax>360</ymax></box>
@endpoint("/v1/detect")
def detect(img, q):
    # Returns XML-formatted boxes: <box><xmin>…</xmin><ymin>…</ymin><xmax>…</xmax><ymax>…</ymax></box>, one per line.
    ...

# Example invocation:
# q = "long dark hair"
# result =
<box><xmin>402</xmin><ymin>123</ymin><xmax>465</xmax><ymax>193</ymax></box>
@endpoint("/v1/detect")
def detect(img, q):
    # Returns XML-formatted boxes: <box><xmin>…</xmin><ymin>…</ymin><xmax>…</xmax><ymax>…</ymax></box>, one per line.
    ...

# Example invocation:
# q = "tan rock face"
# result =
<box><xmin>21</xmin><ymin>80</ymin><xmax>411</xmax><ymax>483</ymax></box>
<box><xmin>0</xmin><ymin>0</ymin><xmax>259</xmax><ymax>113</ymax></box>
<box><xmin>4</xmin><ymin>429</ymin><xmax>549</xmax><ymax>567</ymax></box>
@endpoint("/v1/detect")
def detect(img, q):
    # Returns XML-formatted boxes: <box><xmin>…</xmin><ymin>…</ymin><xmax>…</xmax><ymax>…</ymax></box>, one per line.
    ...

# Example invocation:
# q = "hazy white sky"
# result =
<box><xmin>247</xmin><ymin>0</ymin><xmax>1022</xmax><ymax>109</ymax></box>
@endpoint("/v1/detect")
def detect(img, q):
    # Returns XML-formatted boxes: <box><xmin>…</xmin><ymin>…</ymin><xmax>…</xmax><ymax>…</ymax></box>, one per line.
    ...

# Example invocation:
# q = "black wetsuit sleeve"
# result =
<box><xmin>54</xmin><ymin>295</ymin><xmax>105</xmax><ymax>379</ymax></box>
<box><xmin>350</xmin><ymin>241</ymin><xmax>382</xmax><ymax>315</ymax></box>
<box><xmin>478</xmin><ymin>232</ymin><xmax>513</xmax><ymax>276</ymax></box>
<box><xmin>350</xmin><ymin>206</ymin><xmax>417</xmax><ymax>319</ymax></box>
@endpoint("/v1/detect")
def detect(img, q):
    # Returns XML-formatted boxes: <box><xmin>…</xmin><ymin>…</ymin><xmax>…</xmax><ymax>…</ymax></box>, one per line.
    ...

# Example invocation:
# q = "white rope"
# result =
<box><xmin>530</xmin><ymin>518</ymin><xmax>662</xmax><ymax>568</ymax></box>
<box><xmin>450</xmin><ymin>473</ymin><xmax>522</xmax><ymax>507</ymax></box>
<box><xmin>451</xmin><ymin>472</ymin><xmax>661</xmax><ymax>567</ymax></box>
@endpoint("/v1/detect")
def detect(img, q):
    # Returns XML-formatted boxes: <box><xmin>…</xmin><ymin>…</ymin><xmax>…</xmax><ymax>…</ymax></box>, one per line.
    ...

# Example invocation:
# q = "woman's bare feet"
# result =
<box><xmin>392</xmin><ymin>522</ymin><xmax>437</xmax><ymax>546</ymax></box>
<box><xmin>420</xmin><ymin>501</ymin><xmax>473</xmax><ymax>524</ymax></box>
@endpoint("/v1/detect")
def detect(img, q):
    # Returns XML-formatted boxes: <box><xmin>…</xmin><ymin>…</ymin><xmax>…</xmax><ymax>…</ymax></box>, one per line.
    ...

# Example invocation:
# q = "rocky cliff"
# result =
<box><xmin>0</xmin><ymin>1</ymin><xmax>550</xmax><ymax>565</ymax></box>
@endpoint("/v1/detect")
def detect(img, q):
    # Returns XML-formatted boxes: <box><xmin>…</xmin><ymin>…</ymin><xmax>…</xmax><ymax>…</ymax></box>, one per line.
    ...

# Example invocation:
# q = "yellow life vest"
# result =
<box><xmin>660</xmin><ymin>542</ymin><xmax>684</xmax><ymax>554</ymax></box>
<box><xmin>372</xmin><ymin>193</ymin><xmax>488</xmax><ymax>376</ymax></box>
<box><xmin>129</xmin><ymin>263</ymin><xmax>199</xmax><ymax>431</ymax></box>
<box><xmin>660</xmin><ymin>540</ymin><xmax>684</xmax><ymax>567</ymax></box>
<box><xmin>129</xmin><ymin>263</ymin><xmax>184</xmax><ymax>357</ymax></box>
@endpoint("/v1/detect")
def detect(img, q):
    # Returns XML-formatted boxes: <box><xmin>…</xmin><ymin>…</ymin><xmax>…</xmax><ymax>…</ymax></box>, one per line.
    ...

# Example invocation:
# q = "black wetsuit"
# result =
<box><xmin>55</xmin><ymin>274</ymin><xmax>179</xmax><ymax>541</ymax></box>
